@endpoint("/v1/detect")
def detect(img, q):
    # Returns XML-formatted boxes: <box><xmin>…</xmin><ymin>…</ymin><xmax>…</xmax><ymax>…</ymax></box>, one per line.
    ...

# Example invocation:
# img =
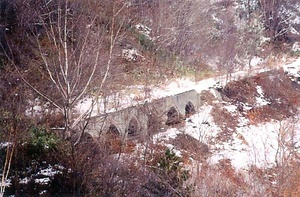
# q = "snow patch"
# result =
<box><xmin>292</xmin><ymin>42</ymin><xmax>300</xmax><ymax>52</ymax></box>
<box><xmin>250</xmin><ymin>57</ymin><xmax>263</xmax><ymax>68</ymax></box>
<box><xmin>135</xmin><ymin>23</ymin><xmax>152</xmax><ymax>40</ymax></box>
<box><xmin>224</xmin><ymin>105</ymin><xmax>237</xmax><ymax>113</ymax></box>
<box><xmin>282</xmin><ymin>57</ymin><xmax>300</xmax><ymax>79</ymax></box>
<box><xmin>210</xmin><ymin>119</ymin><xmax>300</xmax><ymax>170</ymax></box>
<box><xmin>255</xmin><ymin>86</ymin><xmax>271</xmax><ymax>106</ymax></box>
<box><xmin>19</xmin><ymin>177</ymin><xmax>30</xmax><ymax>184</ymax></box>
<box><xmin>0</xmin><ymin>178</ymin><xmax>11</xmax><ymax>187</ymax></box>
<box><xmin>35</xmin><ymin>177</ymin><xmax>51</xmax><ymax>185</ymax></box>
<box><xmin>0</xmin><ymin>142</ymin><xmax>12</xmax><ymax>149</ymax></box>
<box><xmin>153</xmin><ymin>128</ymin><xmax>180</xmax><ymax>143</ymax></box>
<box><xmin>185</xmin><ymin>105</ymin><xmax>220</xmax><ymax>143</ymax></box>
<box><xmin>37</xmin><ymin>165</ymin><xmax>62</xmax><ymax>177</ymax></box>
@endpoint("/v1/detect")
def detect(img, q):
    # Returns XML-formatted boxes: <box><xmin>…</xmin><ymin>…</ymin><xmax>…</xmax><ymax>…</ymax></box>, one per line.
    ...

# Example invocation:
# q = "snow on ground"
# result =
<box><xmin>0</xmin><ymin>178</ymin><xmax>11</xmax><ymax>187</ymax></box>
<box><xmin>18</xmin><ymin>164</ymin><xmax>65</xmax><ymax>186</ymax></box>
<box><xmin>42</xmin><ymin>56</ymin><xmax>300</xmax><ymax>172</ymax></box>
<box><xmin>184</xmin><ymin>105</ymin><xmax>220</xmax><ymax>143</ymax></box>
<box><xmin>37</xmin><ymin>165</ymin><xmax>63</xmax><ymax>177</ymax></box>
<box><xmin>153</xmin><ymin>128</ymin><xmax>181</xmax><ymax>143</ymax></box>
<box><xmin>152</xmin><ymin>104</ymin><xmax>220</xmax><ymax>145</ymax></box>
<box><xmin>71</xmin><ymin>57</ymin><xmax>300</xmax><ymax>172</ymax></box>
<box><xmin>282</xmin><ymin>57</ymin><xmax>300</xmax><ymax>78</ymax></box>
<box><xmin>210</xmin><ymin>119</ymin><xmax>300</xmax><ymax>170</ymax></box>
<box><xmin>0</xmin><ymin>142</ymin><xmax>12</xmax><ymax>149</ymax></box>
<box><xmin>19</xmin><ymin>56</ymin><xmax>300</xmax><ymax>172</ymax></box>
<box><xmin>75</xmin><ymin>57</ymin><xmax>275</xmax><ymax>116</ymax></box>
<box><xmin>35</xmin><ymin>177</ymin><xmax>51</xmax><ymax>185</ymax></box>
<box><xmin>148</xmin><ymin>57</ymin><xmax>300</xmax><ymax>171</ymax></box>
<box><xmin>250</xmin><ymin>56</ymin><xmax>263</xmax><ymax>68</ymax></box>
<box><xmin>153</xmin><ymin>102</ymin><xmax>300</xmax><ymax>171</ymax></box>
<box><xmin>255</xmin><ymin>86</ymin><xmax>271</xmax><ymax>107</ymax></box>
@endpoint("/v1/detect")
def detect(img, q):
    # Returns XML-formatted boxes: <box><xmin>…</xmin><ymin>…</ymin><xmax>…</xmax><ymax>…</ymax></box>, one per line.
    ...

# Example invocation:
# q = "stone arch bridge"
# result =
<box><xmin>85</xmin><ymin>89</ymin><xmax>202</xmax><ymax>138</ymax></box>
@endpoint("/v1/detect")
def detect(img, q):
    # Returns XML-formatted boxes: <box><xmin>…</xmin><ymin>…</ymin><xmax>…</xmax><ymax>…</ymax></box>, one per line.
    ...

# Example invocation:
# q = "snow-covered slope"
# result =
<box><xmin>148</xmin><ymin>57</ymin><xmax>300</xmax><ymax>172</ymax></box>
<box><xmin>75</xmin><ymin>56</ymin><xmax>274</xmax><ymax>116</ymax></box>
<box><xmin>76</xmin><ymin>57</ymin><xmax>300</xmax><ymax>174</ymax></box>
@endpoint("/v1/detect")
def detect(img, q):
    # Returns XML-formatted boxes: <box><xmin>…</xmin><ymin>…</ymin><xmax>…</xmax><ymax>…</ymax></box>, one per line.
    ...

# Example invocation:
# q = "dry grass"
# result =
<box><xmin>211</xmin><ymin>103</ymin><xmax>239</xmax><ymax>141</ymax></box>
<box><xmin>168</xmin><ymin>133</ymin><xmax>210</xmax><ymax>162</ymax></box>
<box><xmin>222</xmin><ymin>70</ymin><xmax>300</xmax><ymax>125</ymax></box>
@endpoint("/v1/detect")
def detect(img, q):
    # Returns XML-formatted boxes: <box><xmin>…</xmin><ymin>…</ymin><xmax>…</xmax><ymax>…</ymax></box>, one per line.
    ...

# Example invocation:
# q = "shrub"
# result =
<box><xmin>26</xmin><ymin>126</ymin><xmax>60</xmax><ymax>159</ymax></box>
<box><xmin>146</xmin><ymin>148</ymin><xmax>192</xmax><ymax>196</ymax></box>
<box><xmin>3</xmin><ymin>126</ymin><xmax>82</xmax><ymax>196</ymax></box>
<box><xmin>138</xmin><ymin>34</ymin><xmax>154</xmax><ymax>51</ymax></box>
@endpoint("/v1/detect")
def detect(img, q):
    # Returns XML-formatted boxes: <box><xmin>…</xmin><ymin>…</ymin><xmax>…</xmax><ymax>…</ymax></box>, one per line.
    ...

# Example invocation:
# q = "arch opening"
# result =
<box><xmin>185</xmin><ymin>101</ymin><xmax>196</xmax><ymax>117</ymax></box>
<box><xmin>126</xmin><ymin>117</ymin><xmax>140</xmax><ymax>136</ymax></box>
<box><xmin>107</xmin><ymin>124</ymin><xmax>120</xmax><ymax>135</ymax></box>
<box><xmin>166</xmin><ymin>106</ymin><xmax>181</xmax><ymax>126</ymax></box>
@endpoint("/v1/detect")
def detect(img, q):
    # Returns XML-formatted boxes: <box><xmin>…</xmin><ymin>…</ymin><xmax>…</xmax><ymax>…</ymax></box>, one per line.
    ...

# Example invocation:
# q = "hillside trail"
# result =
<box><xmin>76</xmin><ymin>56</ymin><xmax>300</xmax><ymax>116</ymax></box>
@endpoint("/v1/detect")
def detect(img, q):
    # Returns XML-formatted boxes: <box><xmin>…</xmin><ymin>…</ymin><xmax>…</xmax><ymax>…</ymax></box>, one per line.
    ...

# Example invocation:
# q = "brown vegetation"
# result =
<box><xmin>1</xmin><ymin>0</ymin><xmax>300</xmax><ymax>196</ymax></box>
<box><xmin>211</xmin><ymin>103</ymin><xmax>239</xmax><ymax>141</ymax></box>
<box><xmin>169</xmin><ymin>134</ymin><xmax>210</xmax><ymax>162</ymax></box>
<box><xmin>222</xmin><ymin>70</ymin><xmax>300</xmax><ymax>124</ymax></box>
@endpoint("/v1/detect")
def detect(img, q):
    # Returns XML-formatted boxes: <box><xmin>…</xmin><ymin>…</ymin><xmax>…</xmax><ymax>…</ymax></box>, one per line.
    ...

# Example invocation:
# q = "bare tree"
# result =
<box><xmin>0</xmin><ymin>65</ymin><xmax>28</xmax><ymax>197</ymax></box>
<box><xmin>0</xmin><ymin>139</ymin><xmax>15</xmax><ymax>197</ymax></box>
<box><xmin>0</xmin><ymin>0</ymin><xmax>127</xmax><ymax>195</ymax></box>
<box><xmin>258</xmin><ymin>0</ymin><xmax>300</xmax><ymax>42</ymax></box>
<box><xmin>273</xmin><ymin>118</ymin><xmax>300</xmax><ymax>195</ymax></box>
<box><xmin>7</xmin><ymin>0</ymin><xmax>126</xmax><ymax>142</ymax></box>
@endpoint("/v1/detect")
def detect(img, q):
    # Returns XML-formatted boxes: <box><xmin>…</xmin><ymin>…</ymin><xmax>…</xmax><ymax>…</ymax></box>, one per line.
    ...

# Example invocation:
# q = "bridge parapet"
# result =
<box><xmin>85</xmin><ymin>89</ymin><xmax>201</xmax><ymax>138</ymax></box>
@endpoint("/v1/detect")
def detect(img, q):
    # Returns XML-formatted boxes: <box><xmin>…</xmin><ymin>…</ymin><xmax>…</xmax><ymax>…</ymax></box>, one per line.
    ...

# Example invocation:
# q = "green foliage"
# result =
<box><xmin>131</xmin><ymin>67</ymin><xmax>145</xmax><ymax>81</ymax></box>
<box><xmin>291</xmin><ymin>50</ymin><xmax>300</xmax><ymax>57</ymax></box>
<box><xmin>158</xmin><ymin>148</ymin><xmax>189</xmax><ymax>182</ymax></box>
<box><xmin>3</xmin><ymin>126</ymin><xmax>80</xmax><ymax>196</ymax></box>
<box><xmin>175</xmin><ymin>64</ymin><xmax>197</xmax><ymax>78</ymax></box>
<box><xmin>0</xmin><ymin>56</ymin><xmax>4</xmax><ymax>70</ymax></box>
<box><xmin>138</xmin><ymin>34</ymin><xmax>153</xmax><ymax>51</ymax></box>
<box><xmin>172</xmin><ymin>60</ymin><xmax>213</xmax><ymax>80</ymax></box>
<box><xmin>142</xmin><ymin>148</ymin><xmax>193</xmax><ymax>196</ymax></box>
<box><xmin>26</xmin><ymin>126</ymin><xmax>60</xmax><ymax>158</ymax></box>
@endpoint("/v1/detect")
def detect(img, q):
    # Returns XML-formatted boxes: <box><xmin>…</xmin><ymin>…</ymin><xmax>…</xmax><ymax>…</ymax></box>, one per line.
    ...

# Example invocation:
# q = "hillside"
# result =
<box><xmin>124</xmin><ymin>59</ymin><xmax>300</xmax><ymax>196</ymax></box>
<box><xmin>1</xmin><ymin>0</ymin><xmax>300</xmax><ymax>196</ymax></box>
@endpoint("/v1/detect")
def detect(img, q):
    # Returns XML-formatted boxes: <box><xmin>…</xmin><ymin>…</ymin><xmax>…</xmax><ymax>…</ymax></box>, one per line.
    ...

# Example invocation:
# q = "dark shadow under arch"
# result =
<box><xmin>166</xmin><ymin>106</ymin><xmax>181</xmax><ymax>126</ymax></box>
<box><xmin>185</xmin><ymin>101</ymin><xmax>196</xmax><ymax>117</ymax></box>
<box><xmin>107</xmin><ymin>124</ymin><xmax>120</xmax><ymax>135</ymax></box>
<box><xmin>126</xmin><ymin>117</ymin><xmax>140</xmax><ymax>136</ymax></box>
